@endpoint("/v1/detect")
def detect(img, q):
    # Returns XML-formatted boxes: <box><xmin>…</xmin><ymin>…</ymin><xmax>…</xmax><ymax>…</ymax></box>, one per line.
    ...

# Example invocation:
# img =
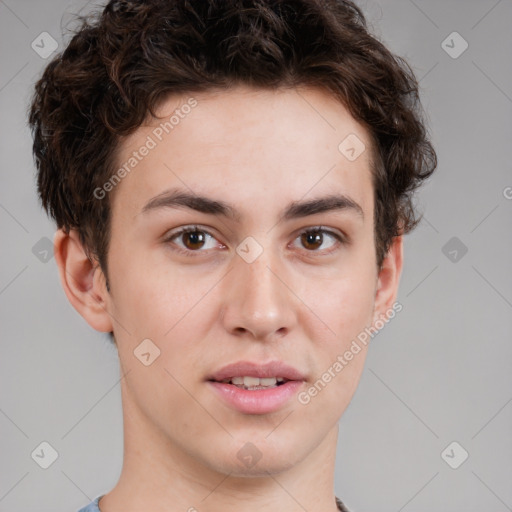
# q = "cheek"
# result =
<box><xmin>294</xmin><ymin>262</ymin><xmax>375</xmax><ymax>410</ymax></box>
<box><xmin>120</xmin><ymin>346</ymin><xmax>217</xmax><ymax>446</ymax></box>
<box><xmin>108</xmin><ymin>247</ymin><xmax>218</xmax><ymax>339</ymax></box>
<box><xmin>296</xmin><ymin>264</ymin><xmax>376</xmax><ymax>346</ymax></box>
<box><xmin>296</xmin><ymin>275</ymin><xmax>374</xmax><ymax>420</ymax></box>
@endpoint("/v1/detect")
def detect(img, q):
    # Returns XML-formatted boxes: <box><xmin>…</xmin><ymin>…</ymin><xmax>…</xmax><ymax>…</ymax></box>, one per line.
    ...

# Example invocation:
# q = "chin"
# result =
<box><xmin>214</xmin><ymin>455</ymin><xmax>299</xmax><ymax>478</ymax></box>
<box><xmin>201</xmin><ymin>435</ymin><xmax>307</xmax><ymax>477</ymax></box>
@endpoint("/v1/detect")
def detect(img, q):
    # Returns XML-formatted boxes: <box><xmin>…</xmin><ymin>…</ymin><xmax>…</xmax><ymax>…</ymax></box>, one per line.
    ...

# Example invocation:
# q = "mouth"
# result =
<box><xmin>207</xmin><ymin>360</ymin><xmax>307</xmax><ymax>383</ymax></box>
<box><xmin>210</xmin><ymin>376</ymin><xmax>290</xmax><ymax>390</ymax></box>
<box><xmin>206</xmin><ymin>361</ymin><xmax>306</xmax><ymax>414</ymax></box>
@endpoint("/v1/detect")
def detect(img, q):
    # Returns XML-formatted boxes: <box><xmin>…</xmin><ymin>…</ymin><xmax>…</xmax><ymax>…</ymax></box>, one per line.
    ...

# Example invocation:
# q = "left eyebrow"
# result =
<box><xmin>282</xmin><ymin>194</ymin><xmax>364</xmax><ymax>221</ymax></box>
<box><xmin>140</xmin><ymin>187</ymin><xmax>364</xmax><ymax>221</ymax></box>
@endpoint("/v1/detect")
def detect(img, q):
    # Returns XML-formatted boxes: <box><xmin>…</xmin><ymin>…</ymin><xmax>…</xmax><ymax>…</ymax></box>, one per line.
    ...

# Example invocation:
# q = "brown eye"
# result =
<box><xmin>301</xmin><ymin>230</ymin><xmax>324</xmax><ymax>250</ymax></box>
<box><xmin>292</xmin><ymin>227</ymin><xmax>343</xmax><ymax>253</ymax></box>
<box><xmin>166</xmin><ymin>226</ymin><xmax>220</xmax><ymax>253</ymax></box>
<box><xmin>182</xmin><ymin>230</ymin><xmax>207</xmax><ymax>250</ymax></box>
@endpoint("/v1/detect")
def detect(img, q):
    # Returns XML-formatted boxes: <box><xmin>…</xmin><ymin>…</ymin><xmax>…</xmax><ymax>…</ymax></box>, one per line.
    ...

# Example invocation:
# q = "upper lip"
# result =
<box><xmin>207</xmin><ymin>360</ymin><xmax>307</xmax><ymax>382</ymax></box>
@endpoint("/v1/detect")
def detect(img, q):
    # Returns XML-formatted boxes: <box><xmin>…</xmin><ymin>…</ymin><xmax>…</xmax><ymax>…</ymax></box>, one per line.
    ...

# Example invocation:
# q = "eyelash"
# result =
<box><xmin>163</xmin><ymin>225</ymin><xmax>345</xmax><ymax>258</ymax></box>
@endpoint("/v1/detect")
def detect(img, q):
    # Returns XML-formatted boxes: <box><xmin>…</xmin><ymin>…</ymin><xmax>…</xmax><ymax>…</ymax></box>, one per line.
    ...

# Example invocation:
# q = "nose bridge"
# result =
<box><xmin>221</xmin><ymin>245</ymin><xmax>296</xmax><ymax>339</ymax></box>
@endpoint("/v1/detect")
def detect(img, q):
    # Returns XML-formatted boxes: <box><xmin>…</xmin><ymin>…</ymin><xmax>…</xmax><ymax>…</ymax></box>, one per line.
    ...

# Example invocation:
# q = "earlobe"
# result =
<box><xmin>53</xmin><ymin>228</ymin><xmax>113</xmax><ymax>333</ymax></box>
<box><xmin>373</xmin><ymin>234</ymin><xmax>403</xmax><ymax>324</ymax></box>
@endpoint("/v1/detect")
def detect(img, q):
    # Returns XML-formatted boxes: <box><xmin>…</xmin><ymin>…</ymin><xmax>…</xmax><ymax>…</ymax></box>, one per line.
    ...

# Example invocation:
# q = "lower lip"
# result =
<box><xmin>207</xmin><ymin>381</ymin><xmax>304</xmax><ymax>414</ymax></box>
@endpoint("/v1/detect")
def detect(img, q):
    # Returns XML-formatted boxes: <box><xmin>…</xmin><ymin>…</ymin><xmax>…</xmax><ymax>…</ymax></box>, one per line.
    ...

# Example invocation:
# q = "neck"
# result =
<box><xmin>99</xmin><ymin>381</ymin><xmax>341</xmax><ymax>512</ymax></box>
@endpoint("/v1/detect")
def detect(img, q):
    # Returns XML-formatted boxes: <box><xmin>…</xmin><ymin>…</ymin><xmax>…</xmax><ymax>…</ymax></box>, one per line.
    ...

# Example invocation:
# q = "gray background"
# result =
<box><xmin>1</xmin><ymin>0</ymin><xmax>511</xmax><ymax>511</ymax></box>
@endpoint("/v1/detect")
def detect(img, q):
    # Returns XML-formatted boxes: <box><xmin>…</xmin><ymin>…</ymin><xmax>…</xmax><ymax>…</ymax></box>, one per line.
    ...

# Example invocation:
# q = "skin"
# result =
<box><xmin>54</xmin><ymin>85</ymin><xmax>403</xmax><ymax>512</ymax></box>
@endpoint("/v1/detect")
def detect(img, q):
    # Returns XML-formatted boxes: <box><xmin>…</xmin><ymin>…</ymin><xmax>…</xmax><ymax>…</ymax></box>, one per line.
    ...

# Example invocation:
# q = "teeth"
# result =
<box><xmin>220</xmin><ymin>376</ymin><xmax>286</xmax><ymax>388</ymax></box>
<box><xmin>244</xmin><ymin>376</ymin><xmax>261</xmax><ymax>387</ymax></box>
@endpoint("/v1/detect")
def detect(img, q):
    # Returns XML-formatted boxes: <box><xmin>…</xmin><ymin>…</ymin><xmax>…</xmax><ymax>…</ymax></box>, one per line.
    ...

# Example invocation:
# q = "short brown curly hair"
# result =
<box><xmin>29</xmin><ymin>0</ymin><xmax>437</xmax><ymax>280</ymax></box>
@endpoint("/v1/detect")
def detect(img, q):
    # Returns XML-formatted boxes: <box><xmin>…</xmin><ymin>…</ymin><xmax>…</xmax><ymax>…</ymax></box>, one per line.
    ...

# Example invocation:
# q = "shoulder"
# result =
<box><xmin>79</xmin><ymin>495</ymin><xmax>350</xmax><ymax>512</ymax></box>
<box><xmin>76</xmin><ymin>495</ymin><xmax>103</xmax><ymax>512</ymax></box>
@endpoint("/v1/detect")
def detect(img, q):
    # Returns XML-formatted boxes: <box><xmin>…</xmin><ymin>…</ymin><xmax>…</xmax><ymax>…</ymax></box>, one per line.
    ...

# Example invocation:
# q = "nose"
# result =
<box><xmin>220</xmin><ymin>248</ymin><xmax>298</xmax><ymax>341</ymax></box>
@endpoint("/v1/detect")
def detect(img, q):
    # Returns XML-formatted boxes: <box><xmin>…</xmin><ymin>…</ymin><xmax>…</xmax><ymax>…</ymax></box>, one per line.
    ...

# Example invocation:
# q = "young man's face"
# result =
<box><xmin>60</xmin><ymin>85</ymin><xmax>402</xmax><ymax>477</ymax></box>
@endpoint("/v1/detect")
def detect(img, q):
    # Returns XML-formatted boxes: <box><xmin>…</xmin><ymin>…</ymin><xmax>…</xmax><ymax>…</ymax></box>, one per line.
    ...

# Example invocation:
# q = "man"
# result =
<box><xmin>28</xmin><ymin>0</ymin><xmax>437</xmax><ymax>510</ymax></box>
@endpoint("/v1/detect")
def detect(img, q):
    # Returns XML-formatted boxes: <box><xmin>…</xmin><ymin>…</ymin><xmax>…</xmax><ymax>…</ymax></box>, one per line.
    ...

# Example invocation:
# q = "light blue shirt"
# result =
<box><xmin>77</xmin><ymin>495</ymin><xmax>103</xmax><ymax>512</ymax></box>
<box><xmin>76</xmin><ymin>494</ymin><xmax>350</xmax><ymax>511</ymax></box>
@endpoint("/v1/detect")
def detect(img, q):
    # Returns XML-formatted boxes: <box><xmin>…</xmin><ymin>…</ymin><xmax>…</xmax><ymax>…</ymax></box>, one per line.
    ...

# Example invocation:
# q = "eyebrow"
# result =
<box><xmin>141</xmin><ymin>187</ymin><xmax>364</xmax><ymax>221</ymax></box>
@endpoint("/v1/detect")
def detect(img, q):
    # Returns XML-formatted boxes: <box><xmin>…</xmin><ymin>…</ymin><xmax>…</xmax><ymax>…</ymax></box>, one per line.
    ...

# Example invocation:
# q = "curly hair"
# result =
<box><xmin>29</xmin><ymin>0</ymin><xmax>437</xmax><ymax>280</ymax></box>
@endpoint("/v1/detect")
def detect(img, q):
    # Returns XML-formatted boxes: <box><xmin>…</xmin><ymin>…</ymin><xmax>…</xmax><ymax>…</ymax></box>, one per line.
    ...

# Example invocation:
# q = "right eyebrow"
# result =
<box><xmin>141</xmin><ymin>188</ymin><xmax>241</xmax><ymax>221</ymax></box>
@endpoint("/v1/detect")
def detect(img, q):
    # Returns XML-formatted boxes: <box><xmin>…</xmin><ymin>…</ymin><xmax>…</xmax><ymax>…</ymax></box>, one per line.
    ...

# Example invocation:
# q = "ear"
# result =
<box><xmin>373</xmin><ymin>234</ymin><xmax>403</xmax><ymax>324</ymax></box>
<box><xmin>53</xmin><ymin>228</ymin><xmax>113</xmax><ymax>333</ymax></box>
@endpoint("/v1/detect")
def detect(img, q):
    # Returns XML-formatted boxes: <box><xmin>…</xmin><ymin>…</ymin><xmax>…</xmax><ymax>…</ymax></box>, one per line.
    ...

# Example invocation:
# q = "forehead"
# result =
<box><xmin>112</xmin><ymin>85</ymin><xmax>375</xmax><ymax>223</ymax></box>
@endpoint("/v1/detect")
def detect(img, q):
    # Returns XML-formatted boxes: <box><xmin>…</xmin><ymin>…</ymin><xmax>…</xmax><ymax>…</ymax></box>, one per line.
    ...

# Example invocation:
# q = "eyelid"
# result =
<box><xmin>162</xmin><ymin>224</ymin><xmax>224</xmax><ymax>254</ymax></box>
<box><xmin>288</xmin><ymin>225</ymin><xmax>345</xmax><ymax>252</ymax></box>
<box><xmin>293</xmin><ymin>224</ymin><xmax>345</xmax><ymax>240</ymax></box>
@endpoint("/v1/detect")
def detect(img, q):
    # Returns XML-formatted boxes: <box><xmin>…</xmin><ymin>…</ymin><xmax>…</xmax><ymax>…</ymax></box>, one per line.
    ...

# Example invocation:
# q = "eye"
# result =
<box><xmin>291</xmin><ymin>227</ymin><xmax>343</xmax><ymax>253</ymax></box>
<box><xmin>164</xmin><ymin>225</ymin><xmax>223</xmax><ymax>254</ymax></box>
<box><xmin>164</xmin><ymin>225</ymin><xmax>344</xmax><ymax>257</ymax></box>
